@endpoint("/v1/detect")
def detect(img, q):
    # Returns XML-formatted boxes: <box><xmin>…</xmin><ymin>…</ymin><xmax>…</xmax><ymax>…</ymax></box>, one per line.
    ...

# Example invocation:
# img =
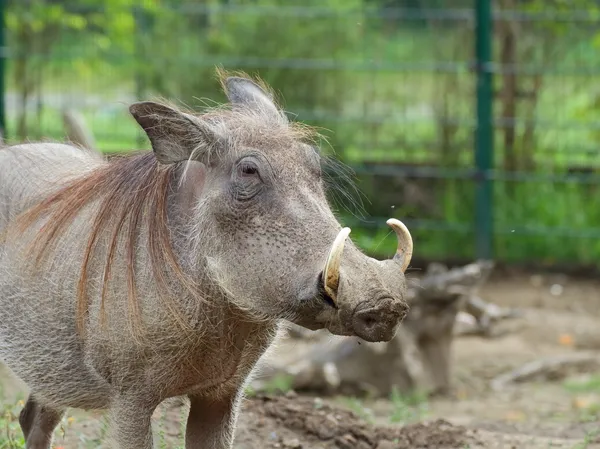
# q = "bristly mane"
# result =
<box><xmin>13</xmin><ymin>151</ymin><xmax>196</xmax><ymax>337</ymax></box>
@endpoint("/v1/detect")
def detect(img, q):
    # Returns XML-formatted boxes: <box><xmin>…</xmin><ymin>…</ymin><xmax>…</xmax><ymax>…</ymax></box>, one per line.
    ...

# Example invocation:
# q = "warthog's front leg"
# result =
<box><xmin>107</xmin><ymin>395</ymin><xmax>159</xmax><ymax>449</ymax></box>
<box><xmin>19</xmin><ymin>394</ymin><xmax>65</xmax><ymax>449</ymax></box>
<box><xmin>184</xmin><ymin>392</ymin><xmax>239</xmax><ymax>449</ymax></box>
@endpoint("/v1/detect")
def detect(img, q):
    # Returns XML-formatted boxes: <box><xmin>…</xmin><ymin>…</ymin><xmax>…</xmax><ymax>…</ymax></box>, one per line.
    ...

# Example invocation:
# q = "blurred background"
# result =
<box><xmin>4</xmin><ymin>0</ymin><xmax>600</xmax><ymax>269</ymax></box>
<box><xmin>1</xmin><ymin>1</ymin><xmax>600</xmax><ymax>448</ymax></box>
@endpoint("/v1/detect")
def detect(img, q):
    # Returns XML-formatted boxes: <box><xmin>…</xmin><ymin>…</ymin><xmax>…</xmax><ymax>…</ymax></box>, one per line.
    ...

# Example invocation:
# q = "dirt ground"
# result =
<box><xmin>1</xmin><ymin>269</ymin><xmax>600</xmax><ymax>448</ymax></box>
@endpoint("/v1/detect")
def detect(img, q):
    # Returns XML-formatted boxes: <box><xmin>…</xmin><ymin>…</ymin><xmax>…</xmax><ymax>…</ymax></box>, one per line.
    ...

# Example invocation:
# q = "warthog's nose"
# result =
<box><xmin>351</xmin><ymin>301</ymin><xmax>408</xmax><ymax>342</ymax></box>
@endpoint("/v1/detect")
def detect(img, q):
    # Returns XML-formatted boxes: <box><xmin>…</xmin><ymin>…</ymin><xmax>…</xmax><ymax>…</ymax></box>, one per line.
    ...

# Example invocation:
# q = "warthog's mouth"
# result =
<box><xmin>295</xmin><ymin>278</ymin><xmax>406</xmax><ymax>342</ymax></box>
<box><xmin>316</xmin><ymin>272</ymin><xmax>337</xmax><ymax>309</ymax></box>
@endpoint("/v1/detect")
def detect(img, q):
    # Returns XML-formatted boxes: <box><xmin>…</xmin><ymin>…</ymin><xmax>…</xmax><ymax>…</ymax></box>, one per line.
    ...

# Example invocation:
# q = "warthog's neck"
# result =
<box><xmin>164</xmin><ymin>314</ymin><xmax>279</xmax><ymax>398</ymax></box>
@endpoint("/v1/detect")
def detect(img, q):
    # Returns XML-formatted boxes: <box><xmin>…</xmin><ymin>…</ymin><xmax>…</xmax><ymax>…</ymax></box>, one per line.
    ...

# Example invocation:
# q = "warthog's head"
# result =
<box><xmin>129</xmin><ymin>72</ymin><xmax>412</xmax><ymax>342</ymax></box>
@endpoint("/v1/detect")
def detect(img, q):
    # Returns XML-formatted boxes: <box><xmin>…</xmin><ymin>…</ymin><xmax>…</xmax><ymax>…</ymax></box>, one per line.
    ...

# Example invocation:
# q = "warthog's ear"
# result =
<box><xmin>224</xmin><ymin>76</ymin><xmax>287</xmax><ymax>124</ymax></box>
<box><xmin>129</xmin><ymin>101</ymin><xmax>223</xmax><ymax>165</ymax></box>
<box><xmin>175</xmin><ymin>160</ymin><xmax>207</xmax><ymax>215</ymax></box>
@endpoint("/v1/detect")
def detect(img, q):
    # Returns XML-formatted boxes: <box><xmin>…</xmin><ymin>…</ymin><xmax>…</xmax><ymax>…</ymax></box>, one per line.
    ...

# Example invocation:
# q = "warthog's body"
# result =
<box><xmin>0</xmin><ymin>72</ymin><xmax>413</xmax><ymax>448</ymax></box>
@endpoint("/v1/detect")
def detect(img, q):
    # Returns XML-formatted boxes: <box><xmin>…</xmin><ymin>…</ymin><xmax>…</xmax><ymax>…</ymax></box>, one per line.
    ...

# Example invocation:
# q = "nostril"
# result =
<box><xmin>400</xmin><ymin>306</ymin><xmax>409</xmax><ymax>320</ymax></box>
<box><xmin>362</xmin><ymin>316</ymin><xmax>377</xmax><ymax>329</ymax></box>
<box><xmin>353</xmin><ymin>310</ymin><xmax>383</xmax><ymax>333</ymax></box>
<box><xmin>352</xmin><ymin>306</ymin><xmax>400</xmax><ymax>342</ymax></box>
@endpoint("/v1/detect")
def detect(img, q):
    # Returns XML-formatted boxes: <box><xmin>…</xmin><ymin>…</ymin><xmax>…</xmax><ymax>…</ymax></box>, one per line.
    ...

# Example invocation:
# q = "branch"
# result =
<box><xmin>407</xmin><ymin>260</ymin><xmax>495</xmax><ymax>303</ymax></box>
<box><xmin>490</xmin><ymin>352</ymin><xmax>600</xmax><ymax>391</ymax></box>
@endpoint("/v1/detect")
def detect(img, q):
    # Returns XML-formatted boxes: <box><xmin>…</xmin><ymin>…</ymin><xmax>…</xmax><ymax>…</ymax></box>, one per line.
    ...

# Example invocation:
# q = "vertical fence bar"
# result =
<box><xmin>0</xmin><ymin>0</ymin><xmax>6</xmax><ymax>141</ymax></box>
<box><xmin>133</xmin><ymin>5</ymin><xmax>148</xmax><ymax>148</ymax></box>
<box><xmin>474</xmin><ymin>0</ymin><xmax>494</xmax><ymax>259</ymax></box>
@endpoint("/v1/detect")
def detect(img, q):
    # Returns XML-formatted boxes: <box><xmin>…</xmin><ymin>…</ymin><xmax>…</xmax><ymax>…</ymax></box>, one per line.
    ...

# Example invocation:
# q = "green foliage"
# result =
<box><xmin>564</xmin><ymin>375</ymin><xmax>600</xmax><ymax>394</ymax></box>
<box><xmin>0</xmin><ymin>405</ymin><xmax>25</xmax><ymax>448</ymax></box>
<box><xmin>574</xmin><ymin>429</ymin><xmax>600</xmax><ymax>449</ymax></box>
<box><xmin>0</xmin><ymin>400</ymin><xmax>78</xmax><ymax>448</ymax></box>
<box><xmin>339</xmin><ymin>396</ymin><xmax>375</xmax><ymax>423</ymax></box>
<box><xmin>6</xmin><ymin>2</ymin><xmax>84</xmax><ymax>35</ymax></box>
<box><xmin>4</xmin><ymin>0</ymin><xmax>600</xmax><ymax>264</ymax></box>
<box><xmin>244</xmin><ymin>385</ymin><xmax>257</xmax><ymax>398</ymax></box>
<box><xmin>563</xmin><ymin>375</ymin><xmax>600</xmax><ymax>425</ymax></box>
<box><xmin>133</xmin><ymin>0</ymin><xmax>368</xmax><ymax>152</ymax></box>
<box><xmin>388</xmin><ymin>386</ymin><xmax>429</xmax><ymax>424</ymax></box>
<box><xmin>261</xmin><ymin>373</ymin><xmax>295</xmax><ymax>395</ymax></box>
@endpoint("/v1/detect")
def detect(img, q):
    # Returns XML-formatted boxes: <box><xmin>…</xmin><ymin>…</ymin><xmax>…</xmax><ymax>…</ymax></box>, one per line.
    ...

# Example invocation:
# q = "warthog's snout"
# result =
<box><xmin>351</xmin><ymin>298</ymin><xmax>408</xmax><ymax>342</ymax></box>
<box><xmin>302</xmin><ymin>218</ymin><xmax>413</xmax><ymax>343</ymax></box>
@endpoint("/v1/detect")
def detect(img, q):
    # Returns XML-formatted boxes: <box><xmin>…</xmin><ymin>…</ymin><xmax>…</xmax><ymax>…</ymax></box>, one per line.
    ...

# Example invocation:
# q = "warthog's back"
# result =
<box><xmin>0</xmin><ymin>143</ymin><xmax>110</xmax><ymax>408</ymax></box>
<box><xmin>0</xmin><ymin>143</ymin><xmax>103</xmax><ymax>230</ymax></box>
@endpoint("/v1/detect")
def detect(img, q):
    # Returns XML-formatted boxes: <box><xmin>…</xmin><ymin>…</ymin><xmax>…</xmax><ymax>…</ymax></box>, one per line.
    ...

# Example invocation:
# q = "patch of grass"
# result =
<box><xmin>0</xmin><ymin>402</ymin><xmax>25</xmax><ymax>448</ymax></box>
<box><xmin>572</xmin><ymin>428</ymin><xmax>600</xmax><ymax>449</ymax></box>
<box><xmin>563</xmin><ymin>375</ymin><xmax>600</xmax><ymax>424</ymax></box>
<box><xmin>0</xmin><ymin>399</ymin><xmax>111</xmax><ymax>449</ymax></box>
<box><xmin>338</xmin><ymin>396</ymin><xmax>374</xmax><ymax>424</ymax></box>
<box><xmin>564</xmin><ymin>375</ymin><xmax>600</xmax><ymax>394</ymax></box>
<box><xmin>577</xmin><ymin>403</ymin><xmax>600</xmax><ymax>424</ymax></box>
<box><xmin>261</xmin><ymin>373</ymin><xmax>295</xmax><ymax>396</ymax></box>
<box><xmin>244</xmin><ymin>385</ymin><xmax>258</xmax><ymax>398</ymax></box>
<box><xmin>388</xmin><ymin>387</ymin><xmax>430</xmax><ymax>425</ymax></box>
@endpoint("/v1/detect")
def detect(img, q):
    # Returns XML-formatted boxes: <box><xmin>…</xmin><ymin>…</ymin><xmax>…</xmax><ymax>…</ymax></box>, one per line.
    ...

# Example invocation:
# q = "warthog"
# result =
<box><xmin>0</xmin><ymin>71</ymin><xmax>413</xmax><ymax>449</ymax></box>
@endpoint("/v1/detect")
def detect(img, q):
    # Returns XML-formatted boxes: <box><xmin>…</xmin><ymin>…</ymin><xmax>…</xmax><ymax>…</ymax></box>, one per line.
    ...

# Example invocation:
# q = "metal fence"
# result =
<box><xmin>2</xmin><ymin>1</ymin><xmax>599</xmax><ymax>267</ymax></box>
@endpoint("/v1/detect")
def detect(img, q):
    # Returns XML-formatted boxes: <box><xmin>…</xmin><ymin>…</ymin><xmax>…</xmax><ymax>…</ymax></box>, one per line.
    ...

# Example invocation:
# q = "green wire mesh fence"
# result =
<box><xmin>2</xmin><ymin>0</ymin><xmax>600</xmax><ymax>266</ymax></box>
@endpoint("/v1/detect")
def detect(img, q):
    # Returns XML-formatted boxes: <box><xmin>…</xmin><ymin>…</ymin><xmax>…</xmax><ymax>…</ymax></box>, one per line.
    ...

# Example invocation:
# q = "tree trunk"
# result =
<box><xmin>497</xmin><ymin>1</ymin><xmax>518</xmax><ymax>172</ymax></box>
<box><xmin>15</xmin><ymin>23</ymin><xmax>33</xmax><ymax>141</ymax></box>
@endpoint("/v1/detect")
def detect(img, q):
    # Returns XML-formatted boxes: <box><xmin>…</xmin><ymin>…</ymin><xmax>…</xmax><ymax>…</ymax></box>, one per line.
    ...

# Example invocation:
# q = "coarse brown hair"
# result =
<box><xmin>12</xmin><ymin>151</ymin><xmax>197</xmax><ymax>336</ymax></box>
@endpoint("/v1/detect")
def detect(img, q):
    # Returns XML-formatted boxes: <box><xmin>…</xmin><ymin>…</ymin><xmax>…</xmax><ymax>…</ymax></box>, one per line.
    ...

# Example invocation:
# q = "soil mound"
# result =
<box><xmin>235</xmin><ymin>394</ymin><xmax>477</xmax><ymax>449</ymax></box>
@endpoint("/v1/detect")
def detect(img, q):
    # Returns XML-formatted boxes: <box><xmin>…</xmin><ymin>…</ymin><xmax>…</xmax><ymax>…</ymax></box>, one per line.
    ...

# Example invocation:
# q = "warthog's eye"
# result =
<box><xmin>231</xmin><ymin>157</ymin><xmax>264</xmax><ymax>202</ymax></box>
<box><xmin>238</xmin><ymin>161</ymin><xmax>259</xmax><ymax>177</ymax></box>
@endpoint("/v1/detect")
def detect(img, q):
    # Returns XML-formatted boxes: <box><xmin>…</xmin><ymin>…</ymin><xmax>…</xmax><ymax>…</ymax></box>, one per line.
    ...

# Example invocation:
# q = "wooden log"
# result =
<box><xmin>62</xmin><ymin>108</ymin><xmax>97</xmax><ymax>153</ymax></box>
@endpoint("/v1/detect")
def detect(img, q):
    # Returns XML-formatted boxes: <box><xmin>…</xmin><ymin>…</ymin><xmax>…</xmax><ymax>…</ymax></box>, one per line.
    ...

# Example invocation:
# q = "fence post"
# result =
<box><xmin>474</xmin><ymin>0</ymin><xmax>494</xmax><ymax>259</ymax></box>
<box><xmin>0</xmin><ymin>0</ymin><xmax>7</xmax><ymax>141</ymax></box>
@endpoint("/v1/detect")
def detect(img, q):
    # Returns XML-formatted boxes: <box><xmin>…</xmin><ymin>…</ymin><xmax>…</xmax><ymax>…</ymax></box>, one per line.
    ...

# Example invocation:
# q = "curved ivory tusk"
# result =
<box><xmin>323</xmin><ymin>227</ymin><xmax>351</xmax><ymax>301</ymax></box>
<box><xmin>387</xmin><ymin>218</ymin><xmax>413</xmax><ymax>272</ymax></box>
